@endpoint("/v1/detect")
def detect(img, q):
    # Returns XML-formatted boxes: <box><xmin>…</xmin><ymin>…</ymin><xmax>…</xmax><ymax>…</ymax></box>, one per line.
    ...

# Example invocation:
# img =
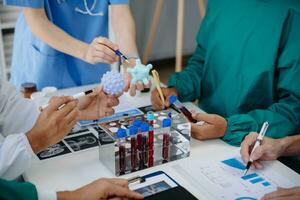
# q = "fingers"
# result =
<box><xmin>64</xmin><ymin>108</ymin><xmax>79</xmax><ymax>125</ymax></box>
<box><xmin>136</xmin><ymin>81</ymin><xmax>144</xmax><ymax>91</ymax></box>
<box><xmin>90</xmin><ymin>37</ymin><xmax>119</xmax><ymax>64</ymax></box>
<box><xmin>252</xmin><ymin>160</ymin><xmax>264</xmax><ymax>170</ymax></box>
<box><xmin>240</xmin><ymin>132</ymin><xmax>258</xmax><ymax>163</ymax></box>
<box><xmin>151</xmin><ymin>89</ymin><xmax>164</xmax><ymax>110</ymax></box>
<box><xmin>107</xmin><ymin>184</ymin><xmax>143</xmax><ymax>199</ymax></box>
<box><xmin>107</xmin><ymin>97</ymin><xmax>119</xmax><ymax>107</ymax></box>
<box><xmin>95</xmin><ymin>37</ymin><xmax>118</xmax><ymax>50</ymax></box>
<box><xmin>107</xmin><ymin>178</ymin><xmax>129</xmax><ymax>187</ymax></box>
<box><xmin>103</xmin><ymin>107</ymin><xmax>115</xmax><ymax>117</ymax></box>
<box><xmin>191</xmin><ymin>113</ymin><xmax>216</xmax><ymax>124</ymax></box>
<box><xmin>129</xmin><ymin>83</ymin><xmax>137</xmax><ymax>96</ymax></box>
<box><xmin>250</xmin><ymin>146</ymin><xmax>264</xmax><ymax>162</ymax></box>
<box><xmin>56</xmin><ymin>100</ymin><xmax>78</xmax><ymax>119</ymax></box>
<box><xmin>47</xmin><ymin>96</ymin><xmax>74</xmax><ymax>112</ymax></box>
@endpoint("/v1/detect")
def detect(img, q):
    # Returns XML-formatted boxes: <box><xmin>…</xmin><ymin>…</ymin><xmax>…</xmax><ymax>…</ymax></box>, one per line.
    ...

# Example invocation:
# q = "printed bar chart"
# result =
<box><xmin>222</xmin><ymin>158</ymin><xmax>271</xmax><ymax>187</ymax></box>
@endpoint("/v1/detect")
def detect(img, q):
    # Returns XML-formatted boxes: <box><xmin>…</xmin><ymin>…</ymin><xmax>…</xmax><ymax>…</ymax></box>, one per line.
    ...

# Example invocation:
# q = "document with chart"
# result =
<box><xmin>197</xmin><ymin>157</ymin><xmax>295</xmax><ymax>200</ymax></box>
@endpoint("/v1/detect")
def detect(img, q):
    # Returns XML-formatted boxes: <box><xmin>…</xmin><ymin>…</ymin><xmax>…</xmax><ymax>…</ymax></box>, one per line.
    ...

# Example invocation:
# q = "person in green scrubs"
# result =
<box><xmin>151</xmin><ymin>0</ymin><xmax>300</xmax><ymax>168</ymax></box>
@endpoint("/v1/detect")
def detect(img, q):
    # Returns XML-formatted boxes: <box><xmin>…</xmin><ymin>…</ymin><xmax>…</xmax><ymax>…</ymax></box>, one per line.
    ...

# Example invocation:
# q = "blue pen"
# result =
<box><xmin>101</xmin><ymin>43</ymin><xmax>130</xmax><ymax>63</ymax></box>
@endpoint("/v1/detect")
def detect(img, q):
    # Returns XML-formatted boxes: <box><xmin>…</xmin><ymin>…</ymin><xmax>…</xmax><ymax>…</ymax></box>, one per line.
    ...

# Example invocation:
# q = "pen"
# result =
<box><xmin>152</xmin><ymin>69</ymin><xmax>165</xmax><ymax>106</ymax></box>
<box><xmin>40</xmin><ymin>89</ymin><xmax>93</xmax><ymax>111</ymax></box>
<box><xmin>243</xmin><ymin>121</ymin><xmax>269</xmax><ymax>175</ymax></box>
<box><xmin>100</xmin><ymin>43</ymin><xmax>130</xmax><ymax>64</ymax></box>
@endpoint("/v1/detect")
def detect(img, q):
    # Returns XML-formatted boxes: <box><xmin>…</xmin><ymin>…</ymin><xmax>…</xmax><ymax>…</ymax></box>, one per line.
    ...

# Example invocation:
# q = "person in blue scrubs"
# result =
<box><xmin>6</xmin><ymin>0</ymin><xmax>141</xmax><ymax>93</ymax></box>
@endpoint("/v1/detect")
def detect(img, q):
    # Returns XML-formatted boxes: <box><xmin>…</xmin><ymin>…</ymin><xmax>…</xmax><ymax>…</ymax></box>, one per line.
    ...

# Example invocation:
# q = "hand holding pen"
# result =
<box><xmin>243</xmin><ymin>122</ymin><xmax>269</xmax><ymax>175</ymax></box>
<box><xmin>83</xmin><ymin>37</ymin><xmax>120</xmax><ymax>65</ymax></box>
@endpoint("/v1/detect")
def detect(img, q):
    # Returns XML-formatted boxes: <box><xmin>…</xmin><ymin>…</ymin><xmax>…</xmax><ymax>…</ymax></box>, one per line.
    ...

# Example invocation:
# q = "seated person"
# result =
<box><xmin>151</xmin><ymin>0</ymin><xmax>300</xmax><ymax>146</ymax></box>
<box><xmin>0</xmin><ymin>76</ymin><xmax>142</xmax><ymax>199</ymax></box>
<box><xmin>240</xmin><ymin>133</ymin><xmax>300</xmax><ymax>199</ymax></box>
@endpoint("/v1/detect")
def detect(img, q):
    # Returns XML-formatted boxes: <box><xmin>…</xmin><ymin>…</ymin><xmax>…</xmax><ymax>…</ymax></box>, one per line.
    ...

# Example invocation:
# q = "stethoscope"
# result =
<box><xmin>57</xmin><ymin>0</ymin><xmax>104</xmax><ymax>16</ymax></box>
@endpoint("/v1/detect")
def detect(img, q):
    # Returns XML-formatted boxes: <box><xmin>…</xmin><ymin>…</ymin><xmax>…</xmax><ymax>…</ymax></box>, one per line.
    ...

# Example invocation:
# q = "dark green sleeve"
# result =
<box><xmin>0</xmin><ymin>178</ymin><xmax>38</xmax><ymax>200</ymax></box>
<box><xmin>223</xmin><ymin>10</ymin><xmax>300</xmax><ymax>146</ymax></box>
<box><xmin>167</xmin><ymin>1</ymin><xmax>212</xmax><ymax>102</ymax></box>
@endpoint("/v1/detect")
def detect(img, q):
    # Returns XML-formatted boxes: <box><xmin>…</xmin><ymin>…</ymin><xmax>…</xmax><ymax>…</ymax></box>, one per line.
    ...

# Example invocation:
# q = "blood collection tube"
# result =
<box><xmin>129</xmin><ymin>126</ymin><xmax>138</xmax><ymax>172</ymax></box>
<box><xmin>141</xmin><ymin>123</ymin><xmax>149</xmax><ymax>167</ymax></box>
<box><xmin>147</xmin><ymin>112</ymin><xmax>155</xmax><ymax>167</ymax></box>
<box><xmin>169</xmin><ymin>95</ymin><xmax>197</xmax><ymax>123</ymax></box>
<box><xmin>133</xmin><ymin>119</ymin><xmax>144</xmax><ymax>169</ymax></box>
<box><xmin>117</xmin><ymin>128</ymin><xmax>127</xmax><ymax>175</ymax></box>
<box><xmin>162</xmin><ymin>118</ymin><xmax>171</xmax><ymax>162</ymax></box>
<box><xmin>147</xmin><ymin>111</ymin><xmax>154</xmax><ymax>126</ymax></box>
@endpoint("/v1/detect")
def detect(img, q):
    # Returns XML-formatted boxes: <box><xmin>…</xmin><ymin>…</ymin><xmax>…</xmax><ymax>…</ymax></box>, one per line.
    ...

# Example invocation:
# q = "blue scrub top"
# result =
<box><xmin>5</xmin><ymin>0</ymin><xmax>129</xmax><ymax>90</ymax></box>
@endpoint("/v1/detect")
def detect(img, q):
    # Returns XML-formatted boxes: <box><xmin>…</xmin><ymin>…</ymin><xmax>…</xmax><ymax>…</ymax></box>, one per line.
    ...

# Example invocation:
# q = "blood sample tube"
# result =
<box><xmin>117</xmin><ymin>128</ymin><xmax>127</xmax><ymax>175</ymax></box>
<box><xmin>147</xmin><ymin>111</ymin><xmax>154</xmax><ymax>126</ymax></box>
<box><xmin>129</xmin><ymin>125</ymin><xmax>138</xmax><ymax>172</ymax></box>
<box><xmin>147</xmin><ymin>112</ymin><xmax>155</xmax><ymax>167</ymax></box>
<box><xmin>141</xmin><ymin>123</ymin><xmax>149</xmax><ymax>167</ymax></box>
<box><xmin>169</xmin><ymin>95</ymin><xmax>197</xmax><ymax>123</ymax></box>
<box><xmin>162</xmin><ymin>118</ymin><xmax>171</xmax><ymax>162</ymax></box>
<box><xmin>135</xmin><ymin>123</ymin><xmax>144</xmax><ymax>169</ymax></box>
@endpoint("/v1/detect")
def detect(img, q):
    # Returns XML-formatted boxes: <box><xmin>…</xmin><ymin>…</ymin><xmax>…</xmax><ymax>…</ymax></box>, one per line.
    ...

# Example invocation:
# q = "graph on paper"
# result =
<box><xmin>195</xmin><ymin>157</ymin><xmax>295</xmax><ymax>200</ymax></box>
<box><xmin>222</xmin><ymin>158</ymin><xmax>271</xmax><ymax>188</ymax></box>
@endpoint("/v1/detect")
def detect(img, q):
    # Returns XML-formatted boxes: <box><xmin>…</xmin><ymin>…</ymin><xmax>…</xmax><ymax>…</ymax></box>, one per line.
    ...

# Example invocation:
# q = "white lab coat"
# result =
<box><xmin>0</xmin><ymin>75</ymin><xmax>39</xmax><ymax>180</ymax></box>
<box><xmin>0</xmin><ymin>74</ymin><xmax>57</xmax><ymax>199</ymax></box>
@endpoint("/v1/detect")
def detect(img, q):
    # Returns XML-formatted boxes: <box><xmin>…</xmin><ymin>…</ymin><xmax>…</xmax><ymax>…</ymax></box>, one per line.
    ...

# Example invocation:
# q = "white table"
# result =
<box><xmin>24</xmin><ymin>85</ymin><xmax>300</xmax><ymax>200</ymax></box>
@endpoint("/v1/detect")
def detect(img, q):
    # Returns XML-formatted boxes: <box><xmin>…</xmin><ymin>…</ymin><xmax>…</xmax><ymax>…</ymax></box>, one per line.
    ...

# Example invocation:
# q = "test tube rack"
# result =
<box><xmin>98</xmin><ymin>108</ymin><xmax>191</xmax><ymax>176</ymax></box>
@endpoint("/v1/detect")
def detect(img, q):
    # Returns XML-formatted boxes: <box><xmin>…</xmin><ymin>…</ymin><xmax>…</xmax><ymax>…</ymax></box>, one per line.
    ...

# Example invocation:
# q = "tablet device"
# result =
<box><xmin>129</xmin><ymin>171</ymin><xmax>198</xmax><ymax>200</ymax></box>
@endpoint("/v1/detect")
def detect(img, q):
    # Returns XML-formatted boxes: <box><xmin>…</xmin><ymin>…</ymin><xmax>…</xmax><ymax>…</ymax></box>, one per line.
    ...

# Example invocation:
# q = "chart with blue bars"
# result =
<box><xmin>222</xmin><ymin>158</ymin><xmax>271</xmax><ymax>187</ymax></box>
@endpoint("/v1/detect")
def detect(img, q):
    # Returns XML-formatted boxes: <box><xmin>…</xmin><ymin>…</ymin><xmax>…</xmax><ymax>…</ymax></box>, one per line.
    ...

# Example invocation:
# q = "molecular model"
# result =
<box><xmin>127</xmin><ymin>59</ymin><xmax>153</xmax><ymax>85</ymax></box>
<box><xmin>101</xmin><ymin>70</ymin><xmax>125</xmax><ymax>95</ymax></box>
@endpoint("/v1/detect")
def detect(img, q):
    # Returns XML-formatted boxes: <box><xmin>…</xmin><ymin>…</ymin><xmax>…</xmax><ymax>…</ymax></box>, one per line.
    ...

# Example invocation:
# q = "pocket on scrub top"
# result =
<box><xmin>30</xmin><ymin>44</ymin><xmax>67</xmax><ymax>88</ymax></box>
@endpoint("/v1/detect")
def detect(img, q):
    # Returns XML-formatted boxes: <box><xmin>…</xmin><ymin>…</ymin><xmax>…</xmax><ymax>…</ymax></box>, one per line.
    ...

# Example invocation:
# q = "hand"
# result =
<box><xmin>240</xmin><ymin>132</ymin><xmax>286</xmax><ymax>169</ymax></box>
<box><xmin>83</xmin><ymin>37</ymin><xmax>119</xmax><ymax>65</ymax></box>
<box><xmin>57</xmin><ymin>178</ymin><xmax>143</xmax><ymax>200</ymax></box>
<box><xmin>151</xmin><ymin>87</ymin><xmax>178</xmax><ymax>110</ymax></box>
<box><xmin>191</xmin><ymin>113</ymin><xmax>227</xmax><ymax>140</ymax></box>
<box><xmin>262</xmin><ymin>186</ymin><xmax>300</xmax><ymax>200</ymax></box>
<box><xmin>27</xmin><ymin>96</ymin><xmax>78</xmax><ymax>154</ymax></box>
<box><xmin>77</xmin><ymin>86</ymin><xmax>120</xmax><ymax>121</ymax></box>
<box><xmin>123</xmin><ymin>59</ymin><xmax>151</xmax><ymax>96</ymax></box>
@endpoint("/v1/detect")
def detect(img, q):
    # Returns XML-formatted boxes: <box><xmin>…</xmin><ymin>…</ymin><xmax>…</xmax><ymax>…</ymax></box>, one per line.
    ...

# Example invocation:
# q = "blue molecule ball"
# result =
<box><xmin>101</xmin><ymin>71</ymin><xmax>125</xmax><ymax>95</ymax></box>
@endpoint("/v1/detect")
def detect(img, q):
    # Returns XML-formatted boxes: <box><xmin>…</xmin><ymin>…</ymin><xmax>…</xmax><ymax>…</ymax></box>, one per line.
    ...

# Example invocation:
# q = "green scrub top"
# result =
<box><xmin>168</xmin><ymin>0</ymin><xmax>300</xmax><ymax>171</ymax></box>
<box><xmin>0</xmin><ymin>178</ymin><xmax>38</xmax><ymax>200</ymax></box>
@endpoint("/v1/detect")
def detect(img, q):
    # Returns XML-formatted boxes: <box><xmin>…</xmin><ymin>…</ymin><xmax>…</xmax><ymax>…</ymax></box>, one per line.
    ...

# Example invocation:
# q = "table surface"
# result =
<box><xmin>24</xmin><ymin>84</ymin><xmax>300</xmax><ymax>200</ymax></box>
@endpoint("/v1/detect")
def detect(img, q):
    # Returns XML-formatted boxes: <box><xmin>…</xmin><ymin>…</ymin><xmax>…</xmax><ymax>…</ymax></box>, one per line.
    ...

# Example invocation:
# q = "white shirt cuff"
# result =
<box><xmin>22</xmin><ymin>133</ymin><xmax>37</xmax><ymax>159</ymax></box>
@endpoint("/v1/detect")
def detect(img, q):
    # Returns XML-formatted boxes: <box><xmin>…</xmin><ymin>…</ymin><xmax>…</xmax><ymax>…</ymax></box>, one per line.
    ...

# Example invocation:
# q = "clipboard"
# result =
<box><xmin>129</xmin><ymin>171</ymin><xmax>198</xmax><ymax>200</ymax></box>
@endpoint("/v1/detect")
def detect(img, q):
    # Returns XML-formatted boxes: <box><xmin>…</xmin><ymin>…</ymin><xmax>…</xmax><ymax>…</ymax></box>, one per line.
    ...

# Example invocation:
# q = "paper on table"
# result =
<box><xmin>173</xmin><ymin>156</ymin><xmax>295</xmax><ymax>200</ymax></box>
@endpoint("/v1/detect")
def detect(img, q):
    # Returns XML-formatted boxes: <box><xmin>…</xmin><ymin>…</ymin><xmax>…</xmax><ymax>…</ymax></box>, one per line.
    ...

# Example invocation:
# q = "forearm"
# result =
<box><xmin>57</xmin><ymin>191</ymin><xmax>75</xmax><ymax>200</ymax></box>
<box><xmin>111</xmin><ymin>5</ymin><xmax>138</xmax><ymax>56</ymax></box>
<box><xmin>280</xmin><ymin>135</ymin><xmax>300</xmax><ymax>156</ymax></box>
<box><xmin>24</xmin><ymin>8</ymin><xmax>88</xmax><ymax>60</ymax></box>
<box><xmin>223</xmin><ymin>108</ymin><xmax>298</xmax><ymax>146</ymax></box>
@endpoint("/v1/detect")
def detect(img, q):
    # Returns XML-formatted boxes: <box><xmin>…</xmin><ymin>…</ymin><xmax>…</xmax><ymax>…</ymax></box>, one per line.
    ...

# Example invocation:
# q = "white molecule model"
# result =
<box><xmin>127</xmin><ymin>59</ymin><xmax>153</xmax><ymax>85</ymax></box>
<box><xmin>101</xmin><ymin>70</ymin><xmax>125</xmax><ymax>95</ymax></box>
